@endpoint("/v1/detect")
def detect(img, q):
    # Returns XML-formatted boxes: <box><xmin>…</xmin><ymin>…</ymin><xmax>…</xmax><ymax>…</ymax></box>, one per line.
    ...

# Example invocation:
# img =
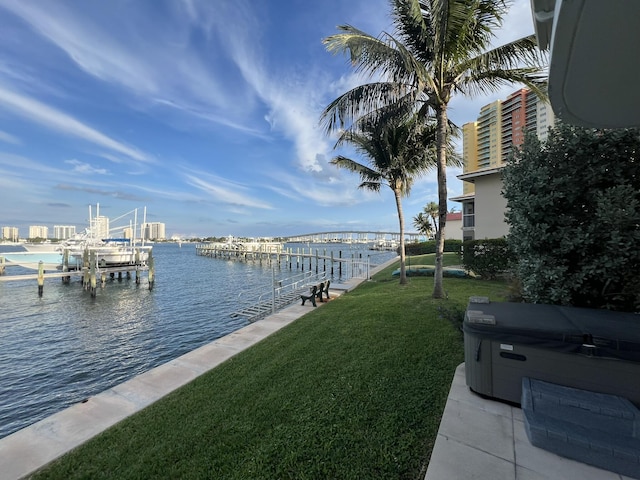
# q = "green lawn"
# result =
<box><xmin>33</xmin><ymin>258</ymin><xmax>507</xmax><ymax>480</ymax></box>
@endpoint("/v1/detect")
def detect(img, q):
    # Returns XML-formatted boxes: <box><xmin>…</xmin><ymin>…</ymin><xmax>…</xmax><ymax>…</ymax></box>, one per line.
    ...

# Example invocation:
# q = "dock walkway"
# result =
<box><xmin>196</xmin><ymin>242</ymin><xmax>372</xmax><ymax>279</ymax></box>
<box><xmin>231</xmin><ymin>288</ymin><xmax>309</xmax><ymax>319</ymax></box>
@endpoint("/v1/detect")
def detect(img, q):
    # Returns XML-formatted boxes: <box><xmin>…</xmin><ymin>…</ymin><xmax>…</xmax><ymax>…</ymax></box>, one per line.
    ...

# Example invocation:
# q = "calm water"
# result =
<box><xmin>0</xmin><ymin>242</ymin><xmax>395</xmax><ymax>439</ymax></box>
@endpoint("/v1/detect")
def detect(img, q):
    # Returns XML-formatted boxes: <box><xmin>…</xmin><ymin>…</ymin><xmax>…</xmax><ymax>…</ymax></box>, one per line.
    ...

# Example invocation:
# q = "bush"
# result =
<box><xmin>461</xmin><ymin>238</ymin><xmax>513</xmax><ymax>280</ymax></box>
<box><xmin>503</xmin><ymin>125</ymin><xmax>640</xmax><ymax>311</ymax></box>
<box><xmin>404</xmin><ymin>239</ymin><xmax>463</xmax><ymax>256</ymax></box>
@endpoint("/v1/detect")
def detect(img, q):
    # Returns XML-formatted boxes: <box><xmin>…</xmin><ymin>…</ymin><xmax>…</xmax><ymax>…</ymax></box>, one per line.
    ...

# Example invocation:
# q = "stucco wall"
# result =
<box><xmin>474</xmin><ymin>173</ymin><xmax>509</xmax><ymax>239</ymax></box>
<box><xmin>445</xmin><ymin>219</ymin><xmax>463</xmax><ymax>240</ymax></box>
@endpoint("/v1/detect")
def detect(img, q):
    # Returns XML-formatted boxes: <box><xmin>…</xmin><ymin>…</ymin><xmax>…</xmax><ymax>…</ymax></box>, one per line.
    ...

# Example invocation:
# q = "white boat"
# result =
<box><xmin>70</xmin><ymin>242</ymin><xmax>152</xmax><ymax>267</ymax></box>
<box><xmin>66</xmin><ymin>203</ymin><xmax>152</xmax><ymax>267</ymax></box>
<box><xmin>5</xmin><ymin>204</ymin><xmax>153</xmax><ymax>270</ymax></box>
<box><xmin>22</xmin><ymin>242</ymin><xmax>62</xmax><ymax>253</ymax></box>
<box><xmin>0</xmin><ymin>251</ymin><xmax>68</xmax><ymax>270</ymax></box>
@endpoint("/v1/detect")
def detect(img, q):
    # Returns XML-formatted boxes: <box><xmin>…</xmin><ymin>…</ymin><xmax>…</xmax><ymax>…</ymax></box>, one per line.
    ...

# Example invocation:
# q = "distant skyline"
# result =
<box><xmin>0</xmin><ymin>0</ymin><xmax>536</xmax><ymax>238</ymax></box>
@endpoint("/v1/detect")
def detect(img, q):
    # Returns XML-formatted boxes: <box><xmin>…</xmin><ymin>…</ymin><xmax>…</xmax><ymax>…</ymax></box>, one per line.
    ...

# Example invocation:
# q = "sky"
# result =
<box><xmin>0</xmin><ymin>0</ymin><xmax>537</xmax><ymax>239</ymax></box>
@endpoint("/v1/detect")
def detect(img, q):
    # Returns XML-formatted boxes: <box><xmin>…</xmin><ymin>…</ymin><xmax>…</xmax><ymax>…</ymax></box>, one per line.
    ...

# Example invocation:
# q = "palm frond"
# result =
<box><xmin>449</xmin><ymin>35</ymin><xmax>548</xmax><ymax>99</ymax></box>
<box><xmin>323</xmin><ymin>26</ymin><xmax>425</xmax><ymax>87</ymax></box>
<box><xmin>320</xmin><ymin>82</ymin><xmax>418</xmax><ymax>134</ymax></box>
<box><xmin>391</xmin><ymin>0</ymin><xmax>434</xmax><ymax>65</ymax></box>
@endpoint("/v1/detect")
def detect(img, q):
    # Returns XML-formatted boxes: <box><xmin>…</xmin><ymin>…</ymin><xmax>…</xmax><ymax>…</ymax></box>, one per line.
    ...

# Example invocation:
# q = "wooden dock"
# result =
<box><xmin>0</xmin><ymin>251</ymin><xmax>153</xmax><ymax>297</ymax></box>
<box><xmin>195</xmin><ymin>242</ymin><xmax>371</xmax><ymax>279</ymax></box>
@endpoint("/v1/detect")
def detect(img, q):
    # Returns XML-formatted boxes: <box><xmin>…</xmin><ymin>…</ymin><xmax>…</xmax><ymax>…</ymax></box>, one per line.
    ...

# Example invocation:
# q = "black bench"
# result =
<box><xmin>301</xmin><ymin>285</ymin><xmax>318</xmax><ymax>307</ymax></box>
<box><xmin>315</xmin><ymin>280</ymin><xmax>331</xmax><ymax>302</ymax></box>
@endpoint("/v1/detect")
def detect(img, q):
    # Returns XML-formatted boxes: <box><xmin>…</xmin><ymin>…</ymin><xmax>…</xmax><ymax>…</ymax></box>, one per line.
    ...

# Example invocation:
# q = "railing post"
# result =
<box><xmin>272</xmin><ymin>267</ymin><xmax>276</xmax><ymax>314</ymax></box>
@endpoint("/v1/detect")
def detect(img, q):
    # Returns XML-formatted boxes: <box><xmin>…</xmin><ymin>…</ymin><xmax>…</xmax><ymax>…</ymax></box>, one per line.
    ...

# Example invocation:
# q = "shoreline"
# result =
<box><xmin>0</xmin><ymin>257</ymin><xmax>399</xmax><ymax>479</ymax></box>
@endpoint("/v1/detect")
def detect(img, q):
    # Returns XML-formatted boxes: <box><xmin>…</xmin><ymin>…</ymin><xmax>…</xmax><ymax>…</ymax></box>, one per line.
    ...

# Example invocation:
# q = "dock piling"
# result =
<box><xmin>148</xmin><ymin>252</ymin><xmax>155</xmax><ymax>290</ymax></box>
<box><xmin>37</xmin><ymin>261</ymin><xmax>44</xmax><ymax>297</ymax></box>
<box><xmin>90</xmin><ymin>251</ymin><xmax>97</xmax><ymax>298</ymax></box>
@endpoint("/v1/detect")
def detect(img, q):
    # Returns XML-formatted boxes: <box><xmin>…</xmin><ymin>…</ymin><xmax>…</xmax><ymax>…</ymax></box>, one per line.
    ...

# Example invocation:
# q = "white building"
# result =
<box><xmin>142</xmin><ymin>222</ymin><xmax>166</xmax><ymax>240</ymax></box>
<box><xmin>28</xmin><ymin>225</ymin><xmax>48</xmax><ymax>239</ymax></box>
<box><xmin>94</xmin><ymin>216</ymin><xmax>109</xmax><ymax>240</ymax></box>
<box><xmin>1</xmin><ymin>226</ymin><xmax>19</xmax><ymax>241</ymax></box>
<box><xmin>445</xmin><ymin>212</ymin><xmax>463</xmax><ymax>240</ymax></box>
<box><xmin>54</xmin><ymin>225</ymin><xmax>77</xmax><ymax>240</ymax></box>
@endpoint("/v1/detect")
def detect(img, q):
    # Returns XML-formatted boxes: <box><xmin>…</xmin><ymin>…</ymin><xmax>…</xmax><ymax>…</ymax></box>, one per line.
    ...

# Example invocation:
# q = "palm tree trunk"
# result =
<box><xmin>432</xmin><ymin>105</ymin><xmax>448</xmax><ymax>298</ymax></box>
<box><xmin>394</xmin><ymin>187</ymin><xmax>407</xmax><ymax>285</ymax></box>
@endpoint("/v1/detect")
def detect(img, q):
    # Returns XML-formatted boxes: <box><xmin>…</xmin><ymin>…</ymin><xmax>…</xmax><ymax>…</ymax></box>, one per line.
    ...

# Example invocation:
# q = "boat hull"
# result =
<box><xmin>70</xmin><ymin>246</ymin><xmax>152</xmax><ymax>267</ymax></box>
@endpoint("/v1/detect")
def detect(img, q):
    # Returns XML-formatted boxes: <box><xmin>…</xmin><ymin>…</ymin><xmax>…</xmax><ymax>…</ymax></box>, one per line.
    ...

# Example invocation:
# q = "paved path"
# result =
<box><xmin>425</xmin><ymin>364</ymin><xmax>635</xmax><ymax>480</ymax></box>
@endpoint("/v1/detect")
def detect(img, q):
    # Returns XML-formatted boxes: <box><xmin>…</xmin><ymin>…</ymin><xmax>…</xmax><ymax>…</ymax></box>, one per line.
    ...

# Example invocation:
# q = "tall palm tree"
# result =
<box><xmin>321</xmin><ymin>0</ymin><xmax>547</xmax><ymax>298</ymax></box>
<box><xmin>331</xmin><ymin>114</ymin><xmax>436</xmax><ymax>284</ymax></box>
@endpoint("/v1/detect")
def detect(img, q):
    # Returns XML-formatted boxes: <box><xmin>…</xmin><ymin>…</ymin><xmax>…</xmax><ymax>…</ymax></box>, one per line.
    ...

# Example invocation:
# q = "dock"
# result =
<box><xmin>230</xmin><ymin>270</ymin><xmax>329</xmax><ymax>321</ymax></box>
<box><xmin>195</xmin><ymin>242</ymin><xmax>371</xmax><ymax>279</ymax></box>
<box><xmin>0</xmin><ymin>248</ymin><xmax>154</xmax><ymax>297</ymax></box>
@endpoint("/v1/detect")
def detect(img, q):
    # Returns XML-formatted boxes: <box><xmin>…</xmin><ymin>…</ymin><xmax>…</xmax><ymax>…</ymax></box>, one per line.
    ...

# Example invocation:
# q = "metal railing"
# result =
<box><xmin>231</xmin><ymin>257</ymin><xmax>370</xmax><ymax>321</ymax></box>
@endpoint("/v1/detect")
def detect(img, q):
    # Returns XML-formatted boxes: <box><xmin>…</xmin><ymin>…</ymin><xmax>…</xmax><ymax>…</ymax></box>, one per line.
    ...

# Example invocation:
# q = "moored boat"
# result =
<box><xmin>0</xmin><ymin>251</ymin><xmax>69</xmax><ymax>270</ymax></box>
<box><xmin>3</xmin><ymin>204</ymin><xmax>153</xmax><ymax>271</ymax></box>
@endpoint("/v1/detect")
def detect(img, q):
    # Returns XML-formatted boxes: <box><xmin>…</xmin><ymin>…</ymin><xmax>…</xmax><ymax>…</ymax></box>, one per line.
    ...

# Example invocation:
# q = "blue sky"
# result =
<box><xmin>0</xmin><ymin>0</ymin><xmax>534</xmax><ymax>239</ymax></box>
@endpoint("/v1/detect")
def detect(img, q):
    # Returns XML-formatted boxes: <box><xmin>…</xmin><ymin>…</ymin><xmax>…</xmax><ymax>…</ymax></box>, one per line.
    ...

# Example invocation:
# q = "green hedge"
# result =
<box><xmin>461</xmin><ymin>238</ymin><xmax>513</xmax><ymax>280</ymax></box>
<box><xmin>404</xmin><ymin>239</ymin><xmax>463</xmax><ymax>256</ymax></box>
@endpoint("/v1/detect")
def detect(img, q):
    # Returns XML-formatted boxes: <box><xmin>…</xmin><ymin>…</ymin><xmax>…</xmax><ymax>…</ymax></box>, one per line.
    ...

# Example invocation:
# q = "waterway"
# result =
<box><xmin>0</xmin><ymin>242</ymin><xmax>396</xmax><ymax>439</ymax></box>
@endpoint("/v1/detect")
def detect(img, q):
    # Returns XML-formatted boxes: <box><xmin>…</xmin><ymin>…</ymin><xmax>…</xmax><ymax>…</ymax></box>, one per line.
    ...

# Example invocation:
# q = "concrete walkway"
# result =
<box><xmin>0</xmin><ymin>267</ymin><xmax>387</xmax><ymax>480</ymax></box>
<box><xmin>425</xmin><ymin>364</ymin><xmax>636</xmax><ymax>480</ymax></box>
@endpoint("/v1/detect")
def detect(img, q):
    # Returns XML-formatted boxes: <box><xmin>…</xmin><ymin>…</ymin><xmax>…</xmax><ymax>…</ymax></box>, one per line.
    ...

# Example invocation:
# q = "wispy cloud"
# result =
<box><xmin>0</xmin><ymin>85</ymin><xmax>153</xmax><ymax>163</ymax></box>
<box><xmin>0</xmin><ymin>130</ymin><xmax>20</xmax><ymax>145</ymax></box>
<box><xmin>266</xmin><ymin>168</ymin><xmax>379</xmax><ymax>207</ymax></box>
<box><xmin>0</xmin><ymin>0</ymin><xmax>259</xmax><ymax>133</ymax></box>
<box><xmin>0</xmin><ymin>152</ymin><xmax>64</xmax><ymax>175</ymax></box>
<box><xmin>65</xmin><ymin>159</ymin><xmax>109</xmax><ymax>175</ymax></box>
<box><xmin>184</xmin><ymin>171</ymin><xmax>273</xmax><ymax>210</ymax></box>
<box><xmin>55</xmin><ymin>184</ymin><xmax>147</xmax><ymax>202</ymax></box>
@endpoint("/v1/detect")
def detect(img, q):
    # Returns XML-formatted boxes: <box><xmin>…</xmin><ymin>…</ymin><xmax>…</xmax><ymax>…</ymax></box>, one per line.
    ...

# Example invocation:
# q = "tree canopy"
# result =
<box><xmin>331</xmin><ymin>115</ymin><xmax>438</xmax><ymax>284</ymax></box>
<box><xmin>322</xmin><ymin>0</ymin><xmax>547</xmax><ymax>298</ymax></box>
<box><xmin>503</xmin><ymin>124</ymin><xmax>640</xmax><ymax>311</ymax></box>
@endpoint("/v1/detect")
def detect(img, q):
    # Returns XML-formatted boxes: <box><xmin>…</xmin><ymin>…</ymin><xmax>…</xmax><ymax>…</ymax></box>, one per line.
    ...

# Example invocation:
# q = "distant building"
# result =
<box><xmin>29</xmin><ymin>225</ymin><xmax>48</xmax><ymax>239</ymax></box>
<box><xmin>1</xmin><ymin>226</ymin><xmax>19</xmax><ymax>241</ymax></box>
<box><xmin>451</xmin><ymin>88</ymin><xmax>555</xmax><ymax>240</ymax></box>
<box><xmin>54</xmin><ymin>225</ymin><xmax>76</xmax><ymax>240</ymax></box>
<box><xmin>445</xmin><ymin>212</ymin><xmax>463</xmax><ymax>240</ymax></box>
<box><xmin>94</xmin><ymin>216</ymin><xmax>109</xmax><ymax>240</ymax></box>
<box><xmin>142</xmin><ymin>222</ymin><xmax>166</xmax><ymax>240</ymax></box>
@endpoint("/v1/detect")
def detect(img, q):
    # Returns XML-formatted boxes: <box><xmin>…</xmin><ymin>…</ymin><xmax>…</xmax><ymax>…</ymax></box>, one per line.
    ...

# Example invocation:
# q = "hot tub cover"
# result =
<box><xmin>463</xmin><ymin>301</ymin><xmax>640</xmax><ymax>362</ymax></box>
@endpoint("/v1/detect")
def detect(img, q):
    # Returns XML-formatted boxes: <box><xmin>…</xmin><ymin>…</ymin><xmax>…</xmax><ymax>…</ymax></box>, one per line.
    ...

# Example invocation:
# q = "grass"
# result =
<box><xmin>33</xmin><ymin>256</ymin><xmax>507</xmax><ymax>480</ymax></box>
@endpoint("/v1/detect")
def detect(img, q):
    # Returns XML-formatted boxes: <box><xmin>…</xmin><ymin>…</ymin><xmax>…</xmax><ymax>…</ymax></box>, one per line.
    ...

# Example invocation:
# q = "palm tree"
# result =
<box><xmin>412</xmin><ymin>211</ymin><xmax>433</xmax><ymax>238</ymax></box>
<box><xmin>331</xmin><ymin>114</ymin><xmax>436</xmax><ymax>284</ymax></box>
<box><xmin>426</xmin><ymin>201</ymin><xmax>439</xmax><ymax>236</ymax></box>
<box><xmin>321</xmin><ymin>0</ymin><xmax>547</xmax><ymax>298</ymax></box>
<box><xmin>413</xmin><ymin>200</ymin><xmax>439</xmax><ymax>238</ymax></box>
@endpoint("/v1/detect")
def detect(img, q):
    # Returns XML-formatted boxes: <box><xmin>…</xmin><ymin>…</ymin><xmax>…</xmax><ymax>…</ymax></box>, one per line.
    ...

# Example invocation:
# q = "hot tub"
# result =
<box><xmin>463</xmin><ymin>298</ymin><xmax>640</xmax><ymax>406</ymax></box>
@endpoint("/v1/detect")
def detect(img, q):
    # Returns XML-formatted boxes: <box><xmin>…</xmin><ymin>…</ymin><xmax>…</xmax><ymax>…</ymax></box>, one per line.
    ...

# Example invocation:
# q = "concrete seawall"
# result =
<box><xmin>0</xmin><ymin>257</ymin><xmax>399</xmax><ymax>479</ymax></box>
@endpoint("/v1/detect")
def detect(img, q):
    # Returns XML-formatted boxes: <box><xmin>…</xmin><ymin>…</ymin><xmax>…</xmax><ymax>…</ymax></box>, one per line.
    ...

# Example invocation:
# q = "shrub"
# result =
<box><xmin>461</xmin><ymin>238</ymin><xmax>513</xmax><ymax>280</ymax></box>
<box><xmin>503</xmin><ymin>125</ymin><xmax>640</xmax><ymax>311</ymax></box>
<box><xmin>404</xmin><ymin>239</ymin><xmax>462</xmax><ymax>256</ymax></box>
